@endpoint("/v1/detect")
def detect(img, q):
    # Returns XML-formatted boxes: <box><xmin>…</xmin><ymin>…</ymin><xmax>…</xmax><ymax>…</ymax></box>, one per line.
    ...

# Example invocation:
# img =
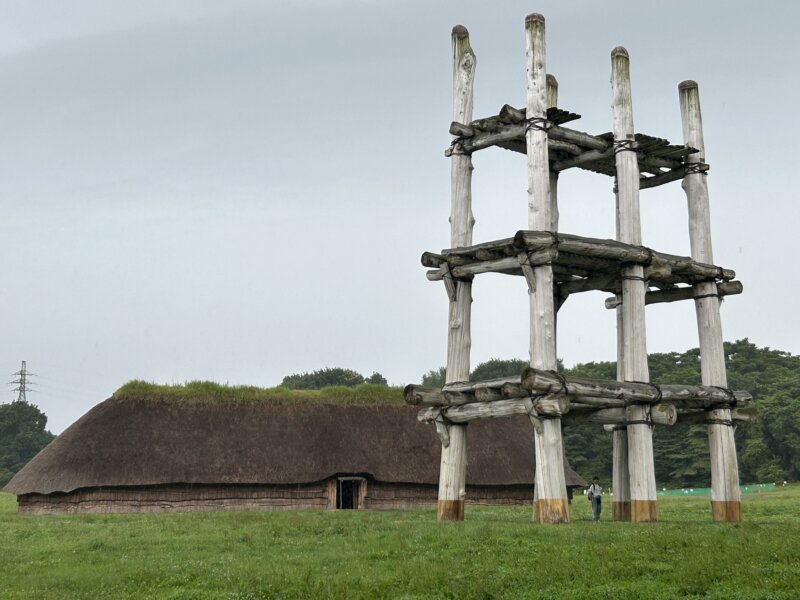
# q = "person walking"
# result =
<box><xmin>588</xmin><ymin>477</ymin><xmax>603</xmax><ymax>521</ymax></box>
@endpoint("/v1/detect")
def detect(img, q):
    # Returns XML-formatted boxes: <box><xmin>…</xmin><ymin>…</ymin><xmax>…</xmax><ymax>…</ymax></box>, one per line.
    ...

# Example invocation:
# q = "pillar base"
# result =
<box><xmin>631</xmin><ymin>499</ymin><xmax>658</xmax><ymax>522</ymax></box>
<box><xmin>533</xmin><ymin>498</ymin><xmax>570</xmax><ymax>524</ymax></box>
<box><xmin>711</xmin><ymin>500</ymin><xmax>741</xmax><ymax>523</ymax></box>
<box><xmin>437</xmin><ymin>500</ymin><xmax>465</xmax><ymax>521</ymax></box>
<box><xmin>612</xmin><ymin>500</ymin><xmax>631</xmax><ymax>521</ymax></box>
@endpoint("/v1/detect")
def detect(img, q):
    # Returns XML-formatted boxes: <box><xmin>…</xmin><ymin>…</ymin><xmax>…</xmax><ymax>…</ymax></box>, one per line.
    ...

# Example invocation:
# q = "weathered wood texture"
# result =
<box><xmin>423</xmin><ymin>232</ymin><xmax>736</xmax><ymax>294</ymax></box>
<box><xmin>521</xmin><ymin>367</ymin><xmax>750</xmax><ymax>406</ymax></box>
<box><xmin>526</xmin><ymin>13</ymin><xmax>568</xmax><ymax>524</ymax></box>
<box><xmin>604</xmin><ymin>280</ymin><xmax>743</xmax><ymax>309</ymax></box>
<box><xmin>613</xmin><ymin>238</ymin><xmax>631</xmax><ymax>520</ymax></box>
<box><xmin>680</xmin><ymin>79</ymin><xmax>741</xmax><ymax>522</ymax></box>
<box><xmin>417</xmin><ymin>395</ymin><xmax>568</xmax><ymax>424</ymax></box>
<box><xmin>439</xmin><ymin>24</ymin><xmax>477</xmax><ymax>522</ymax></box>
<box><xmin>612</xmin><ymin>47</ymin><xmax>657</xmax><ymax>522</ymax></box>
<box><xmin>547</xmin><ymin>74</ymin><xmax>560</xmax><ymax>232</ymax></box>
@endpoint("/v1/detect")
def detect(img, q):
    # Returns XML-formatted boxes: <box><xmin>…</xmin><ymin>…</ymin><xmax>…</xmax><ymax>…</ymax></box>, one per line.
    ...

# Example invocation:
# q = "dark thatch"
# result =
<box><xmin>5</xmin><ymin>393</ymin><xmax>586</xmax><ymax>496</ymax></box>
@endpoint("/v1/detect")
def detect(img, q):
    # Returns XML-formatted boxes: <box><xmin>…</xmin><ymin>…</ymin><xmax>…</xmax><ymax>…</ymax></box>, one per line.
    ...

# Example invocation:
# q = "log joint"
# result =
<box><xmin>445</xmin><ymin>138</ymin><xmax>470</xmax><ymax>157</ymax></box>
<box><xmin>684</xmin><ymin>162</ymin><xmax>709</xmax><ymax>175</ymax></box>
<box><xmin>526</xmin><ymin>116</ymin><xmax>552</xmax><ymax>132</ymax></box>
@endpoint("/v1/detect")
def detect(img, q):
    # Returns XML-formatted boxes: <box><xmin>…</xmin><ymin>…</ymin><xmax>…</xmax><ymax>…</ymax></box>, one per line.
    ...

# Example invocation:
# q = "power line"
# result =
<box><xmin>9</xmin><ymin>360</ymin><xmax>35</xmax><ymax>403</ymax></box>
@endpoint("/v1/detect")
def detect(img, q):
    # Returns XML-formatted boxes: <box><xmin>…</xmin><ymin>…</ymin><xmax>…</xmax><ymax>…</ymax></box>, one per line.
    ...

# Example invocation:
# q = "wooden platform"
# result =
<box><xmin>422</xmin><ymin>231</ymin><xmax>741</xmax><ymax>309</ymax></box>
<box><xmin>446</xmin><ymin>105</ymin><xmax>703</xmax><ymax>189</ymax></box>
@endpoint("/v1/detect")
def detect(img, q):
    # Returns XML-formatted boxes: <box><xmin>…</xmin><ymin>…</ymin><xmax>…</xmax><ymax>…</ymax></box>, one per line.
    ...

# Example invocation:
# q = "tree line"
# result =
<box><xmin>0</xmin><ymin>401</ymin><xmax>55</xmax><ymax>487</ymax></box>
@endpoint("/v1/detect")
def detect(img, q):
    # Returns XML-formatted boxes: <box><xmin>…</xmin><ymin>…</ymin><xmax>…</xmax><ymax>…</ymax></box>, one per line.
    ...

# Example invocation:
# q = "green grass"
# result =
<box><xmin>1</xmin><ymin>487</ymin><xmax>799</xmax><ymax>599</ymax></box>
<box><xmin>112</xmin><ymin>381</ymin><xmax>404</xmax><ymax>406</ymax></box>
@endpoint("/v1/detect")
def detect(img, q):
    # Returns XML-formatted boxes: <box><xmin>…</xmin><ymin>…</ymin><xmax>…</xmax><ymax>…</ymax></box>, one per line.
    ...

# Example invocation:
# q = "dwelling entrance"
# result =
<box><xmin>336</xmin><ymin>477</ymin><xmax>365</xmax><ymax>509</ymax></box>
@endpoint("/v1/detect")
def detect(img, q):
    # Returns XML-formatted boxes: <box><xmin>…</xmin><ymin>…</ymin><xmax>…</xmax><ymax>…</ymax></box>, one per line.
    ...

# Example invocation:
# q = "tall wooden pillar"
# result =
<box><xmin>438</xmin><ymin>25</ymin><xmax>476</xmax><ymax>522</ymax></box>
<box><xmin>679</xmin><ymin>80</ymin><xmax>742</xmax><ymax>522</ymax></box>
<box><xmin>612</xmin><ymin>288</ymin><xmax>632</xmax><ymax>520</ymax></box>
<box><xmin>526</xmin><ymin>13</ymin><xmax>569</xmax><ymax>524</ymax></box>
<box><xmin>611</xmin><ymin>47</ymin><xmax>658</xmax><ymax>522</ymax></box>
<box><xmin>546</xmin><ymin>74</ymin><xmax>559</xmax><ymax>232</ymax></box>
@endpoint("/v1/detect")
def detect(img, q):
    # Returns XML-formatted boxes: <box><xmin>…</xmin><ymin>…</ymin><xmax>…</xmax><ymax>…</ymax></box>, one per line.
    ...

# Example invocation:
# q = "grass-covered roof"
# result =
<box><xmin>113</xmin><ymin>380</ymin><xmax>405</xmax><ymax>405</ymax></box>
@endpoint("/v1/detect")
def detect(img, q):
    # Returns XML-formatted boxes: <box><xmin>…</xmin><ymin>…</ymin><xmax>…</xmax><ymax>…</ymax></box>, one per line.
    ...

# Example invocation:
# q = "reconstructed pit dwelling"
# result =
<box><xmin>403</xmin><ymin>14</ymin><xmax>752</xmax><ymax>523</ymax></box>
<box><xmin>6</xmin><ymin>399</ymin><xmax>586</xmax><ymax>514</ymax></box>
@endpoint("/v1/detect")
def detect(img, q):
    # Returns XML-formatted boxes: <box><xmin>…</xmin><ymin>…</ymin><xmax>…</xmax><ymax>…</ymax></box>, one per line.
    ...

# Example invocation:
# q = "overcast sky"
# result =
<box><xmin>2</xmin><ymin>0</ymin><xmax>798</xmax><ymax>433</ymax></box>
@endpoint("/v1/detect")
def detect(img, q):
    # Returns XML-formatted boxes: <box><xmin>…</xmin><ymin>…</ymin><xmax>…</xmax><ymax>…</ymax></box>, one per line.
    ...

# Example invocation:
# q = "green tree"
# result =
<box><xmin>471</xmin><ymin>358</ymin><xmax>530</xmax><ymax>381</ymax></box>
<box><xmin>365</xmin><ymin>372</ymin><xmax>388</xmax><ymax>386</ymax></box>
<box><xmin>758</xmin><ymin>392</ymin><xmax>800</xmax><ymax>480</ymax></box>
<box><xmin>421</xmin><ymin>367</ymin><xmax>446</xmax><ymax>388</ymax></box>
<box><xmin>280</xmin><ymin>368</ymin><xmax>365</xmax><ymax>390</ymax></box>
<box><xmin>0</xmin><ymin>400</ymin><xmax>55</xmax><ymax>486</ymax></box>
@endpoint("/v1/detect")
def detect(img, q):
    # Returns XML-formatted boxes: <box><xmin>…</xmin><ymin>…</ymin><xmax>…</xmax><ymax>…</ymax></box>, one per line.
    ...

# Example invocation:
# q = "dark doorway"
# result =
<box><xmin>336</xmin><ymin>478</ymin><xmax>361</xmax><ymax>509</ymax></box>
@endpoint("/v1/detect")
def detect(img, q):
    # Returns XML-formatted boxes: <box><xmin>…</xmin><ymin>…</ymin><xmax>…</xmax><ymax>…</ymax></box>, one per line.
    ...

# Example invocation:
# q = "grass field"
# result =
<box><xmin>2</xmin><ymin>487</ymin><xmax>799</xmax><ymax>599</ymax></box>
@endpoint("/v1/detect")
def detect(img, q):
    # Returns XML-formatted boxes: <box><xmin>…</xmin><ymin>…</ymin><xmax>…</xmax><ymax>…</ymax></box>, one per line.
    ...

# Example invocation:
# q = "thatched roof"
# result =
<box><xmin>6</xmin><ymin>392</ymin><xmax>587</xmax><ymax>495</ymax></box>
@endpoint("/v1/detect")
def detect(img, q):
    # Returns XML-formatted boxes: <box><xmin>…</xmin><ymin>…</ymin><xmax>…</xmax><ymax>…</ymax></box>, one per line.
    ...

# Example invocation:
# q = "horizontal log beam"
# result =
<box><xmin>419</xmin><ymin>400</ymin><xmax>682</xmax><ymax>427</ymax></box>
<box><xmin>521</xmin><ymin>367</ymin><xmax>751</xmax><ymax>407</ymax></box>
<box><xmin>426</xmin><ymin>247</ymin><xmax>558</xmax><ymax>281</ymax></box>
<box><xmin>563</xmin><ymin>404</ymin><xmax>677</xmax><ymax>426</ymax></box>
<box><xmin>677</xmin><ymin>407</ymin><xmax>757</xmax><ymax>425</ymax></box>
<box><xmin>604</xmin><ymin>280</ymin><xmax>744</xmax><ymax>309</ymax></box>
<box><xmin>417</xmin><ymin>395</ymin><xmax>569</xmax><ymax>424</ymax></box>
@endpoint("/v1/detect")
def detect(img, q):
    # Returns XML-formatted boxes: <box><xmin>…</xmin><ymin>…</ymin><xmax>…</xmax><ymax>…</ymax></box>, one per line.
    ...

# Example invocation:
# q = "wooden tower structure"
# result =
<box><xmin>404</xmin><ymin>14</ymin><xmax>752</xmax><ymax>524</ymax></box>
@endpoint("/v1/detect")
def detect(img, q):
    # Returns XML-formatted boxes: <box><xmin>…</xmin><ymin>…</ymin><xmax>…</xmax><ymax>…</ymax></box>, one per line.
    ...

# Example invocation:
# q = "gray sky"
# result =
<box><xmin>2</xmin><ymin>0</ymin><xmax>798</xmax><ymax>433</ymax></box>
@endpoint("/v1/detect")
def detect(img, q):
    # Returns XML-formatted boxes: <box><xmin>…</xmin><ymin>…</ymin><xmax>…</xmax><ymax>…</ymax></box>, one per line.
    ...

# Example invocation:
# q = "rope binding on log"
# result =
<box><xmin>613</xmin><ymin>138</ymin><xmax>638</xmax><ymax>154</ymax></box>
<box><xmin>693</xmin><ymin>289</ymin><xmax>723</xmax><ymax>301</ymax></box>
<box><xmin>684</xmin><ymin>162</ymin><xmax>709</xmax><ymax>175</ymax></box>
<box><xmin>526</xmin><ymin>116</ymin><xmax>552</xmax><ymax>132</ymax></box>
<box><xmin>447</xmin><ymin>137</ymin><xmax>469</xmax><ymax>156</ymax></box>
<box><xmin>546</xmin><ymin>370</ymin><xmax>569</xmax><ymax>395</ymax></box>
<box><xmin>709</xmin><ymin>386</ymin><xmax>737</xmax><ymax>407</ymax></box>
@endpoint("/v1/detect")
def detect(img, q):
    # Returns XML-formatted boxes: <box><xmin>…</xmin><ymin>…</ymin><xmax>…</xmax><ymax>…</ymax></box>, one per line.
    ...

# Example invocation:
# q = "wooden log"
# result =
<box><xmin>404</xmin><ymin>384</ymin><xmax>445</xmax><ymax>406</ymax></box>
<box><xmin>677</xmin><ymin>407</ymin><xmax>757</xmax><ymax>425</ymax></box>
<box><xmin>419</xmin><ymin>400</ymin><xmax>529</xmax><ymax>423</ymax></box>
<box><xmin>458</xmin><ymin>122</ymin><xmax>607</xmax><ymax>156</ymax></box>
<box><xmin>442</xmin><ymin>376</ymin><xmax>519</xmax><ymax>393</ymax></box>
<box><xmin>604</xmin><ymin>280</ymin><xmax>743</xmax><ymax>309</ymax></box>
<box><xmin>613</xmin><ymin>301</ymin><xmax>631</xmax><ymax>520</ymax></box>
<box><xmin>418</xmin><ymin>394</ymin><xmax>569</xmax><ymax>424</ymax></box>
<box><xmin>520</xmin><ymin>367</ymin><xmax>749</xmax><ymax>406</ymax></box>
<box><xmin>552</xmin><ymin>148</ymin><xmax>614</xmax><ymax>172</ymax></box>
<box><xmin>499</xmin><ymin>103</ymin><xmax>525</xmax><ymax>123</ymax></box>
<box><xmin>556</xmin><ymin>262</ymin><xmax>671</xmax><ymax>297</ymax></box>
<box><xmin>438</xmin><ymin>230</ymin><xmax>734</xmax><ymax>281</ymax></box>
<box><xmin>427</xmin><ymin>259</ymin><xmax>702</xmax><ymax>289</ymax></box>
<box><xmin>563</xmin><ymin>404</ymin><xmax>677</xmax><ymax>426</ymax></box>
<box><xmin>547</xmin><ymin>74</ymin><xmax>560</xmax><ymax>232</ymax></box>
<box><xmin>449</xmin><ymin>121</ymin><xmax>474</xmax><ymax>137</ymax></box>
<box><xmin>612</xmin><ymin>47</ymin><xmax>657</xmax><ymax>523</ymax></box>
<box><xmin>407</xmin><ymin>378</ymin><xmax>750</xmax><ymax>410</ymax></box>
<box><xmin>438</xmin><ymin>24</ymin><xmax>476</xmax><ymax>523</ymax></box>
<box><xmin>526</xmin><ymin>12</ymin><xmax>568</xmax><ymax>525</ymax></box>
<box><xmin>680</xmin><ymin>79</ymin><xmax>741</xmax><ymax>522</ymax></box>
<box><xmin>549</xmin><ymin>125</ymin><xmax>608</xmax><ymax>150</ymax></box>
<box><xmin>639</xmin><ymin>164</ymin><xmax>704</xmax><ymax>190</ymax></box>
<box><xmin>425</xmin><ymin>247</ymin><xmax>558</xmax><ymax>281</ymax></box>
<box><xmin>546</xmin><ymin>75</ymin><xmax>561</xmax><ymax>355</ymax></box>
<box><xmin>501</xmin><ymin>382</ymin><xmax>525</xmax><ymax>398</ymax></box>
<box><xmin>474</xmin><ymin>386</ymin><xmax>505</xmax><ymax>402</ymax></box>
<box><xmin>511</xmin><ymin>232</ymin><xmax>733</xmax><ymax>282</ymax></box>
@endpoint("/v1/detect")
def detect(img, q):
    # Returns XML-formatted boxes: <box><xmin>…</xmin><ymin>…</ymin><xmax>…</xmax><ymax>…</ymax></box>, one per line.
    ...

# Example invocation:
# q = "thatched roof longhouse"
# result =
<box><xmin>5</xmin><ymin>385</ymin><xmax>587</xmax><ymax>507</ymax></box>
